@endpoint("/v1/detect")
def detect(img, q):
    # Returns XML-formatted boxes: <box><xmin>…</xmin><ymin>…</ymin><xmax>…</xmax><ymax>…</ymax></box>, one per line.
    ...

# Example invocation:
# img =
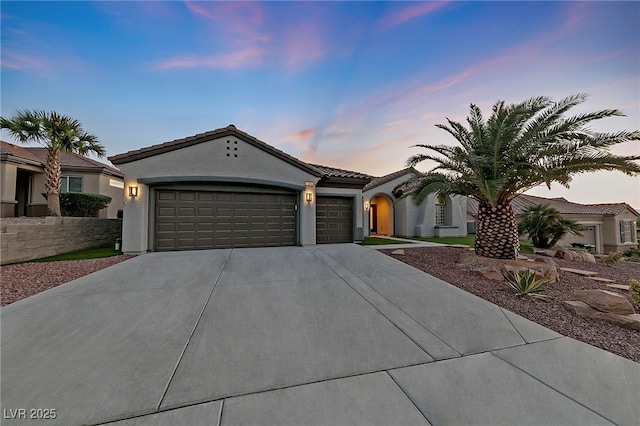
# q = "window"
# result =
<box><xmin>435</xmin><ymin>203</ymin><xmax>447</xmax><ymax>226</ymax></box>
<box><xmin>61</xmin><ymin>176</ymin><xmax>82</xmax><ymax>193</ymax></box>
<box><xmin>620</xmin><ymin>220</ymin><xmax>636</xmax><ymax>243</ymax></box>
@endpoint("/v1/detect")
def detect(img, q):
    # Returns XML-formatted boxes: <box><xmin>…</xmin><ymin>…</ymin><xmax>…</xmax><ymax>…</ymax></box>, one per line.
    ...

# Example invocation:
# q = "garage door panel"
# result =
<box><xmin>316</xmin><ymin>197</ymin><xmax>353</xmax><ymax>244</ymax></box>
<box><xmin>155</xmin><ymin>190</ymin><xmax>297</xmax><ymax>251</ymax></box>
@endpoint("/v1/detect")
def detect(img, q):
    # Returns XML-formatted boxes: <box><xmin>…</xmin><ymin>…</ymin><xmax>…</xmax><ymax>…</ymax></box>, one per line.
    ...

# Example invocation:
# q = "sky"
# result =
<box><xmin>2</xmin><ymin>1</ymin><xmax>639</xmax><ymax>209</ymax></box>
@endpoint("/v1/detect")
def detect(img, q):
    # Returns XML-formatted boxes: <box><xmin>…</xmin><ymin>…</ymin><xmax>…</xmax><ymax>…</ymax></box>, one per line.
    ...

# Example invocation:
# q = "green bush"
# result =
<box><xmin>60</xmin><ymin>193</ymin><xmax>111</xmax><ymax>217</ymax></box>
<box><xmin>630</xmin><ymin>279</ymin><xmax>640</xmax><ymax>303</ymax></box>
<box><xmin>602</xmin><ymin>251</ymin><xmax>623</xmax><ymax>266</ymax></box>
<box><xmin>503</xmin><ymin>268</ymin><xmax>550</xmax><ymax>300</ymax></box>
<box><xmin>624</xmin><ymin>247</ymin><xmax>640</xmax><ymax>262</ymax></box>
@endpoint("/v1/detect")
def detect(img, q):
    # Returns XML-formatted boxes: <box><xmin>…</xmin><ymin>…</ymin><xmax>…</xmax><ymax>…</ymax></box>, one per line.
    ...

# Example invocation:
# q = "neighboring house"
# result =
<box><xmin>109</xmin><ymin>125</ymin><xmax>467</xmax><ymax>253</ymax></box>
<box><xmin>1</xmin><ymin>141</ymin><xmax>124</xmax><ymax>218</ymax></box>
<box><xmin>467</xmin><ymin>194</ymin><xmax>639</xmax><ymax>254</ymax></box>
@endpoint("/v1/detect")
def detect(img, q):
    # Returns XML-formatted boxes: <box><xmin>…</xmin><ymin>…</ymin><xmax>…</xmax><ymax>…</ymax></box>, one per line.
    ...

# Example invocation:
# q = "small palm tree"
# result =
<box><xmin>397</xmin><ymin>94</ymin><xmax>640</xmax><ymax>259</ymax></box>
<box><xmin>518</xmin><ymin>204</ymin><xmax>583</xmax><ymax>248</ymax></box>
<box><xmin>1</xmin><ymin>110</ymin><xmax>106</xmax><ymax>216</ymax></box>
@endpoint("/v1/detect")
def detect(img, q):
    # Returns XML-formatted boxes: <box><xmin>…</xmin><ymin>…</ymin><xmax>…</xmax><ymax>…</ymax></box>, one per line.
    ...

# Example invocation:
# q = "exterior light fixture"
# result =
<box><xmin>304</xmin><ymin>181</ymin><xmax>314</xmax><ymax>187</ymax></box>
<box><xmin>305</xmin><ymin>192</ymin><xmax>313</xmax><ymax>202</ymax></box>
<box><xmin>364</xmin><ymin>201</ymin><xmax>369</xmax><ymax>211</ymax></box>
<box><xmin>129</xmin><ymin>186</ymin><xmax>138</xmax><ymax>197</ymax></box>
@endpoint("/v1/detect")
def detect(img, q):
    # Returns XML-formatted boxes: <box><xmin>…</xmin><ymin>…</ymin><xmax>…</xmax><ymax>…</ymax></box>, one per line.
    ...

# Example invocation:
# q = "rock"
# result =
<box><xmin>391</xmin><ymin>249</ymin><xmax>405</xmax><ymax>255</ymax></box>
<box><xmin>555</xmin><ymin>249</ymin><xmax>576</xmax><ymax>261</ymax></box>
<box><xmin>479</xmin><ymin>266</ymin><xmax>503</xmax><ymax>281</ymax></box>
<box><xmin>573</xmin><ymin>251</ymin><xmax>596</xmax><ymax>263</ymax></box>
<box><xmin>533</xmin><ymin>257</ymin><xmax>560</xmax><ymax>283</ymax></box>
<box><xmin>560</xmin><ymin>267</ymin><xmax>599</xmax><ymax>277</ymax></box>
<box><xmin>534</xmin><ymin>248</ymin><xmax>557</xmax><ymax>257</ymax></box>
<box><xmin>573</xmin><ymin>289</ymin><xmax>635</xmax><ymax>315</ymax></box>
<box><xmin>564</xmin><ymin>301</ymin><xmax>640</xmax><ymax>331</ymax></box>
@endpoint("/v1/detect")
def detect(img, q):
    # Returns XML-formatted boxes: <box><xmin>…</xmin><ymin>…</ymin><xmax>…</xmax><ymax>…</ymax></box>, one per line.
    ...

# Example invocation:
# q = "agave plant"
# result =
<box><xmin>503</xmin><ymin>268</ymin><xmax>550</xmax><ymax>300</ymax></box>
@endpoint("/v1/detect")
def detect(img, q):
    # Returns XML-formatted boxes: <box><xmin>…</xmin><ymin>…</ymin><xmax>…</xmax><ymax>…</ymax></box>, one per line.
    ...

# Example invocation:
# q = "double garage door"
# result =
<box><xmin>155</xmin><ymin>189</ymin><xmax>296</xmax><ymax>251</ymax></box>
<box><xmin>154</xmin><ymin>190</ymin><xmax>354</xmax><ymax>251</ymax></box>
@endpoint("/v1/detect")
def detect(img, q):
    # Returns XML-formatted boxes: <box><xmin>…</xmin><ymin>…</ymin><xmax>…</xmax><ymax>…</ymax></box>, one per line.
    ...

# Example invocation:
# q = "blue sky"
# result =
<box><xmin>2</xmin><ymin>1</ymin><xmax>639</xmax><ymax>208</ymax></box>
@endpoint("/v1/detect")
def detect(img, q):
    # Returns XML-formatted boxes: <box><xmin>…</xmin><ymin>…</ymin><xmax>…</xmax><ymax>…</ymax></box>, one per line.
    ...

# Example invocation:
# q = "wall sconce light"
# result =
<box><xmin>304</xmin><ymin>181</ymin><xmax>314</xmax><ymax>187</ymax></box>
<box><xmin>364</xmin><ymin>201</ymin><xmax>369</xmax><ymax>211</ymax></box>
<box><xmin>129</xmin><ymin>186</ymin><xmax>138</xmax><ymax>198</ymax></box>
<box><xmin>305</xmin><ymin>192</ymin><xmax>313</xmax><ymax>203</ymax></box>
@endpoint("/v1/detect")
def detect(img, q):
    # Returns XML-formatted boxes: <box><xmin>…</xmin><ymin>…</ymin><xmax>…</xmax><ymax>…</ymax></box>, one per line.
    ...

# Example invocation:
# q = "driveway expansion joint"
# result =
<box><xmin>156</xmin><ymin>249</ymin><xmax>233</xmax><ymax>411</ymax></box>
<box><xmin>491</xmin><ymin>347</ymin><xmax>617</xmax><ymax>425</ymax></box>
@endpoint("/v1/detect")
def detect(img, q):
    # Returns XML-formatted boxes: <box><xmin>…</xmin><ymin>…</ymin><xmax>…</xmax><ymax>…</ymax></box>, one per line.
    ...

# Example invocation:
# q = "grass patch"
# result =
<box><xmin>360</xmin><ymin>237</ymin><xmax>410</xmax><ymax>245</ymax></box>
<box><xmin>31</xmin><ymin>246</ymin><xmax>121</xmax><ymax>262</ymax></box>
<box><xmin>410</xmin><ymin>235</ymin><xmax>534</xmax><ymax>254</ymax></box>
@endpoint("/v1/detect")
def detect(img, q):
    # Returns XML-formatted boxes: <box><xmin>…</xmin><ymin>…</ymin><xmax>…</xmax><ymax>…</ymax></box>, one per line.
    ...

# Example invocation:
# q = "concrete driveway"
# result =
<box><xmin>1</xmin><ymin>245</ymin><xmax>638</xmax><ymax>425</ymax></box>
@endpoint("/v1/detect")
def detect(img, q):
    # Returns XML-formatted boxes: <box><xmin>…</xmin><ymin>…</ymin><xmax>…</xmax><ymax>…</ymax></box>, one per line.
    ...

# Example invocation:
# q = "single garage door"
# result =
<box><xmin>155</xmin><ymin>190</ymin><xmax>296</xmax><ymax>251</ymax></box>
<box><xmin>316</xmin><ymin>196</ymin><xmax>353</xmax><ymax>244</ymax></box>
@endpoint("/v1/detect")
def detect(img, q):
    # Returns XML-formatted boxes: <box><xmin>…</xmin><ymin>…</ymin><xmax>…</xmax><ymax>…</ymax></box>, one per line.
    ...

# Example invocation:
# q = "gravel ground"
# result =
<box><xmin>380</xmin><ymin>247</ymin><xmax>640</xmax><ymax>363</ymax></box>
<box><xmin>1</xmin><ymin>255</ymin><xmax>135</xmax><ymax>307</ymax></box>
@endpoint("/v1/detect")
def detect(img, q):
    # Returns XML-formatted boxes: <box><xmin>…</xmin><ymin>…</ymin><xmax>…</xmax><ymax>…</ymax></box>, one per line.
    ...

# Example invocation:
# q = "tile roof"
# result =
<box><xmin>363</xmin><ymin>168</ymin><xmax>414</xmax><ymax>191</ymax></box>
<box><xmin>1</xmin><ymin>141</ymin><xmax>123</xmax><ymax>177</ymax></box>
<box><xmin>109</xmin><ymin>125</ymin><xmax>323</xmax><ymax>177</ymax></box>
<box><xmin>1</xmin><ymin>141</ymin><xmax>43</xmax><ymax>164</ymax></box>
<box><xmin>467</xmin><ymin>194</ymin><xmax>639</xmax><ymax>218</ymax></box>
<box><xmin>309</xmin><ymin>164</ymin><xmax>372</xmax><ymax>180</ymax></box>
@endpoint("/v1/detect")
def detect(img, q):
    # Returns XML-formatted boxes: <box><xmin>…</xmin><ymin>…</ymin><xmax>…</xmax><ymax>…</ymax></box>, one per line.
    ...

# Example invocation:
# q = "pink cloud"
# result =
<box><xmin>379</xmin><ymin>1</ymin><xmax>449</xmax><ymax>30</ymax></box>
<box><xmin>158</xmin><ymin>46</ymin><xmax>265</xmax><ymax>70</ymax></box>
<box><xmin>184</xmin><ymin>1</ymin><xmax>271</xmax><ymax>44</ymax></box>
<box><xmin>282</xmin><ymin>23</ymin><xmax>324</xmax><ymax>69</ymax></box>
<box><xmin>285</xmin><ymin>128</ymin><xmax>317</xmax><ymax>142</ymax></box>
<box><xmin>0</xmin><ymin>51</ymin><xmax>51</xmax><ymax>71</ymax></box>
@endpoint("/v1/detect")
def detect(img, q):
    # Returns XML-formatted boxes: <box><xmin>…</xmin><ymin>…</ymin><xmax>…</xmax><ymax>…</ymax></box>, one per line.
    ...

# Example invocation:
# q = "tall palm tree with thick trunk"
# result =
<box><xmin>397</xmin><ymin>94</ymin><xmax>640</xmax><ymax>259</ymax></box>
<box><xmin>1</xmin><ymin>110</ymin><xmax>106</xmax><ymax>216</ymax></box>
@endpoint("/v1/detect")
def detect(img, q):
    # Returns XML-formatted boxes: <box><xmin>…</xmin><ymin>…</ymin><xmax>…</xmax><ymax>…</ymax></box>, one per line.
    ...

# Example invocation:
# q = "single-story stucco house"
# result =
<box><xmin>467</xmin><ymin>194</ymin><xmax>639</xmax><ymax>254</ymax></box>
<box><xmin>109</xmin><ymin>125</ymin><xmax>467</xmax><ymax>254</ymax></box>
<box><xmin>0</xmin><ymin>141</ymin><xmax>124</xmax><ymax>218</ymax></box>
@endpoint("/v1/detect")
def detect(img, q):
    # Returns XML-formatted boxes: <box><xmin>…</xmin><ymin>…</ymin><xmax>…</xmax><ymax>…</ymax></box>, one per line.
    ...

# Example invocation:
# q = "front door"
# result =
<box><xmin>15</xmin><ymin>170</ymin><xmax>32</xmax><ymax>217</ymax></box>
<box><xmin>370</xmin><ymin>204</ymin><xmax>378</xmax><ymax>233</ymax></box>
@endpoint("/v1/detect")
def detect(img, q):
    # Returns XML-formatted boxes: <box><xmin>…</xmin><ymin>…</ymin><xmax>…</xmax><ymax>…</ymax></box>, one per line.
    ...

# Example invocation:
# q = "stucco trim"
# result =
<box><xmin>136</xmin><ymin>176</ymin><xmax>306</xmax><ymax>191</ymax></box>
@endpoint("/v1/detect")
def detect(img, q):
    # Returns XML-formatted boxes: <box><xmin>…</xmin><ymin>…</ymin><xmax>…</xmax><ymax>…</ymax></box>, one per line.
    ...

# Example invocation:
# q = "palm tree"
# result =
<box><xmin>397</xmin><ymin>94</ymin><xmax>640</xmax><ymax>259</ymax></box>
<box><xmin>1</xmin><ymin>110</ymin><xmax>106</xmax><ymax>216</ymax></box>
<box><xmin>517</xmin><ymin>204</ymin><xmax>583</xmax><ymax>249</ymax></box>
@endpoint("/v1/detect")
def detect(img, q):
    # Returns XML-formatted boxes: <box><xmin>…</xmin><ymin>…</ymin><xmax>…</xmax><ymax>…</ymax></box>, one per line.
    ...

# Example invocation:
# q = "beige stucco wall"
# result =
<box><xmin>116</xmin><ymin>135</ymin><xmax>320</xmax><ymax>253</ymax></box>
<box><xmin>603</xmin><ymin>209</ymin><xmax>638</xmax><ymax>253</ymax></box>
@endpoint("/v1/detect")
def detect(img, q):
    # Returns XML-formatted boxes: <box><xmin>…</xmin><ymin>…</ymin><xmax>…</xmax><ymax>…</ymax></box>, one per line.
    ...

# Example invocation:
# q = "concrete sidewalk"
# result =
<box><xmin>1</xmin><ymin>245</ymin><xmax>638</xmax><ymax>425</ymax></box>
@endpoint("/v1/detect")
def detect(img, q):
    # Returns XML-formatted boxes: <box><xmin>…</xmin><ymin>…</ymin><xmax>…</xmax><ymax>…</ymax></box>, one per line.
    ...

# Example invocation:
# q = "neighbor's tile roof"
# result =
<box><xmin>1</xmin><ymin>141</ymin><xmax>123</xmax><ymax>177</ymax></box>
<box><xmin>363</xmin><ymin>168</ymin><xmax>414</xmax><ymax>191</ymax></box>
<box><xmin>109</xmin><ymin>125</ymin><xmax>323</xmax><ymax>177</ymax></box>
<box><xmin>1</xmin><ymin>140</ymin><xmax>43</xmax><ymax>164</ymax></box>
<box><xmin>467</xmin><ymin>194</ymin><xmax>639</xmax><ymax>217</ymax></box>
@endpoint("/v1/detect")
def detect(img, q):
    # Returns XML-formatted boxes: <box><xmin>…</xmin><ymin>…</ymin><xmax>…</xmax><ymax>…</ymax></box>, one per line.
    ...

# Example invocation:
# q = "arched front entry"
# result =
<box><xmin>370</xmin><ymin>194</ymin><xmax>394</xmax><ymax>236</ymax></box>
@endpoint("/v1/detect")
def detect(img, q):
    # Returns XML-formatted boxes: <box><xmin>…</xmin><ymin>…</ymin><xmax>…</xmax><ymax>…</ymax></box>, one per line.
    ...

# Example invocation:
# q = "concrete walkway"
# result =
<box><xmin>1</xmin><ymin>245</ymin><xmax>638</xmax><ymax>425</ymax></box>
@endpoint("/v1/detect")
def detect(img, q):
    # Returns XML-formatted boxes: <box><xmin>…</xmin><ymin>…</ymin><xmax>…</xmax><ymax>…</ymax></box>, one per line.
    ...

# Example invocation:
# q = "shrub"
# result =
<box><xmin>503</xmin><ymin>268</ymin><xmax>550</xmax><ymax>300</ymax></box>
<box><xmin>630</xmin><ymin>279</ymin><xmax>640</xmax><ymax>303</ymax></box>
<box><xmin>602</xmin><ymin>251</ymin><xmax>623</xmax><ymax>266</ymax></box>
<box><xmin>60</xmin><ymin>193</ymin><xmax>111</xmax><ymax>217</ymax></box>
<box><xmin>624</xmin><ymin>247</ymin><xmax>640</xmax><ymax>262</ymax></box>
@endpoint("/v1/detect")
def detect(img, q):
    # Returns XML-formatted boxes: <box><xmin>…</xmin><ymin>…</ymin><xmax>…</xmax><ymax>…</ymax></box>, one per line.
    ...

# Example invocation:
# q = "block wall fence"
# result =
<box><xmin>1</xmin><ymin>217</ymin><xmax>122</xmax><ymax>265</ymax></box>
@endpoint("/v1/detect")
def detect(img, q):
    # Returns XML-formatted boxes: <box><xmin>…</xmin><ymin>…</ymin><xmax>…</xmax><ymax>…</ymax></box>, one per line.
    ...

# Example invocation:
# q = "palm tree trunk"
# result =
<box><xmin>475</xmin><ymin>201</ymin><xmax>520</xmax><ymax>259</ymax></box>
<box><xmin>45</xmin><ymin>149</ymin><xmax>62</xmax><ymax>216</ymax></box>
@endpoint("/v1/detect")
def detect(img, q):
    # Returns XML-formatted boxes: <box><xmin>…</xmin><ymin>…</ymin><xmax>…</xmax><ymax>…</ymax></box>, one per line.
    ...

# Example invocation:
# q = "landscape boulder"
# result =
<box><xmin>534</xmin><ymin>248</ymin><xmax>557</xmax><ymax>257</ymax></box>
<box><xmin>563</xmin><ymin>301</ymin><xmax>640</xmax><ymax>331</ymax></box>
<box><xmin>573</xmin><ymin>289</ymin><xmax>635</xmax><ymax>315</ymax></box>
<box><xmin>479</xmin><ymin>266</ymin><xmax>503</xmax><ymax>281</ymax></box>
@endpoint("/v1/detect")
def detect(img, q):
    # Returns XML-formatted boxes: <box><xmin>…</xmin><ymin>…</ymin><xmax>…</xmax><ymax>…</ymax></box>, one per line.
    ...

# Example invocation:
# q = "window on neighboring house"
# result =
<box><xmin>435</xmin><ymin>203</ymin><xmax>447</xmax><ymax>226</ymax></box>
<box><xmin>61</xmin><ymin>176</ymin><xmax>82</xmax><ymax>193</ymax></box>
<box><xmin>620</xmin><ymin>220</ymin><xmax>636</xmax><ymax>243</ymax></box>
